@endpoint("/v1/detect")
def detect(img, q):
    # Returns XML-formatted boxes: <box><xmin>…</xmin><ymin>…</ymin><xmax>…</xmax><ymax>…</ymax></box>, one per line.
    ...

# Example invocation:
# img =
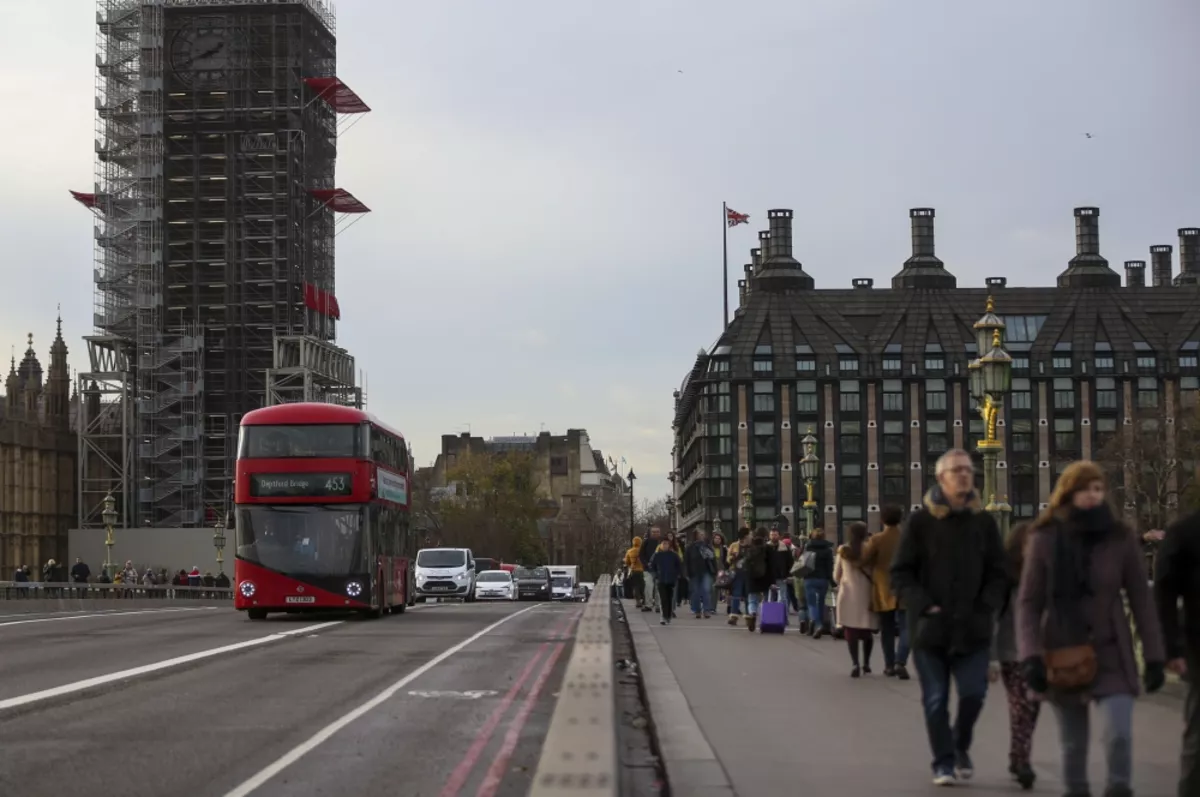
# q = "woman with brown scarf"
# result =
<box><xmin>1016</xmin><ymin>461</ymin><xmax>1165</xmax><ymax>797</ymax></box>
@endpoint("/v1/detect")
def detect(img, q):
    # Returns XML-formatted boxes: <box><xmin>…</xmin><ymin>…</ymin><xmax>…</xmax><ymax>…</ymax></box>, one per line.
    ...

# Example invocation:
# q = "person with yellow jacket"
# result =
<box><xmin>624</xmin><ymin>536</ymin><xmax>645</xmax><ymax>607</ymax></box>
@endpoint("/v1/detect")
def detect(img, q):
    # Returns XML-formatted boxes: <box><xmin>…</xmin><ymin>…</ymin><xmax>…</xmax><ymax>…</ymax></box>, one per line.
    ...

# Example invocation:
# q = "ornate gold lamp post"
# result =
<box><xmin>213</xmin><ymin>517</ymin><xmax>227</xmax><ymax>575</ymax></box>
<box><xmin>741</xmin><ymin>488</ymin><xmax>755</xmax><ymax>530</ymax></box>
<box><xmin>101</xmin><ymin>493</ymin><xmax>118</xmax><ymax>580</ymax></box>
<box><xmin>799</xmin><ymin>428</ymin><xmax>820</xmax><ymax>536</ymax></box>
<box><xmin>970</xmin><ymin>297</ymin><xmax>1014</xmax><ymax>539</ymax></box>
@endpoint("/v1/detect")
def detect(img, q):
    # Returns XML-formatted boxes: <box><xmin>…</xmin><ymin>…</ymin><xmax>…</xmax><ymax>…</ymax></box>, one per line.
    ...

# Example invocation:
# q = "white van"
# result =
<box><xmin>548</xmin><ymin>565</ymin><xmax>578</xmax><ymax>602</ymax></box>
<box><xmin>415</xmin><ymin>547</ymin><xmax>476</xmax><ymax>602</ymax></box>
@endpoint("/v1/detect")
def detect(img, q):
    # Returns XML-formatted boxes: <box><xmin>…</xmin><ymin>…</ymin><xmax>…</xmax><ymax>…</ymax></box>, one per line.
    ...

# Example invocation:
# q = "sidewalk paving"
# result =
<box><xmin>625</xmin><ymin>599</ymin><xmax>1184</xmax><ymax>796</ymax></box>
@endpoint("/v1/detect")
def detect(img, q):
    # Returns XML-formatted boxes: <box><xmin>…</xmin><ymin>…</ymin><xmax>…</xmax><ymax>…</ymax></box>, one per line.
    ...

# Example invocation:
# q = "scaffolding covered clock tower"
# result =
<box><xmin>73</xmin><ymin>0</ymin><xmax>370</xmax><ymax>529</ymax></box>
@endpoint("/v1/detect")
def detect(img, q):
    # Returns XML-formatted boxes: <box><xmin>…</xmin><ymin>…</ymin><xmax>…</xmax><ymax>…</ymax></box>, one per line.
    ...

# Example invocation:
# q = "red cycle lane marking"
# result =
<box><xmin>474</xmin><ymin>640</ymin><xmax>569</xmax><ymax>797</ymax></box>
<box><xmin>475</xmin><ymin>609</ymin><xmax>581</xmax><ymax>797</ymax></box>
<box><xmin>438</xmin><ymin>609</ymin><xmax>576</xmax><ymax>797</ymax></box>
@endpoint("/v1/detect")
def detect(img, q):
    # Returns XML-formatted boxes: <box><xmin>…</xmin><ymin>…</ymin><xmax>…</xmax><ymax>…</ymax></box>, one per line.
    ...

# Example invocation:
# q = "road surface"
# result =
<box><xmin>0</xmin><ymin>600</ymin><xmax>583</xmax><ymax>797</ymax></box>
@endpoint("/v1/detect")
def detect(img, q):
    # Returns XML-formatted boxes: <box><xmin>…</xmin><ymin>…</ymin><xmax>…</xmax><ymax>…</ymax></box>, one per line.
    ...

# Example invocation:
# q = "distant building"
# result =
<box><xmin>1</xmin><ymin>322</ymin><xmax>76</xmax><ymax>574</ymax></box>
<box><xmin>671</xmin><ymin>207</ymin><xmax>1200</xmax><ymax>538</ymax></box>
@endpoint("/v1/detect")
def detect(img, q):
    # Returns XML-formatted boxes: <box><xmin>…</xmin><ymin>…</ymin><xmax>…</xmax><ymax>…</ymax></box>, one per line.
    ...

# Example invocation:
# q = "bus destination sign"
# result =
<box><xmin>250</xmin><ymin>473</ymin><xmax>354</xmax><ymax>498</ymax></box>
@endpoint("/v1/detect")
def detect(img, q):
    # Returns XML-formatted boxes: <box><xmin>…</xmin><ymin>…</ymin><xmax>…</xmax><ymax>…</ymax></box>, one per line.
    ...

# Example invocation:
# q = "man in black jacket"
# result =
<box><xmin>891</xmin><ymin>449</ymin><xmax>1006</xmax><ymax>788</ymax></box>
<box><xmin>638</xmin><ymin>527</ymin><xmax>662</xmax><ymax>613</ymax></box>
<box><xmin>1154</xmin><ymin>509</ymin><xmax>1200</xmax><ymax>797</ymax></box>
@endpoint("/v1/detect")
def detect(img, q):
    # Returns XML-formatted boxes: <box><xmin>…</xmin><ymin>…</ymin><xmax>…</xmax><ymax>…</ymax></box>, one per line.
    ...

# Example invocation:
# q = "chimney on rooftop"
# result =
<box><xmin>986</xmin><ymin>276</ymin><xmax>1007</xmax><ymax>290</ymax></box>
<box><xmin>755</xmin><ymin>231</ymin><xmax>770</xmax><ymax>274</ymax></box>
<box><xmin>1057</xmin><ymin>207</ymin><xmax>1120</xmax><ymax>288</ymax></box>
<box><xmin>1150</xmin><ymin>245</ymin><xmax>1173</xmax><ymax>286</ymax></box>
<box><xmin>750</xmin><ymin>208</ymin><xmax>815</xmax><ymax>291</ymax></box>
<box><xmin>766</xmin><ymin>209</ymin><xmax>795</xmax><ymax>261</ymax></box>
<box><xmin>1176</xmin><ymin>228</ymin><xmax>1200</xmax><ymax>286</ymax></box>
<box><xmin>751</xmin><ymin>247</ymin><xmax>762</xmax><ymax>269</ymax></box>
<box><xmin>892</xmin><ymin>208</ymin><xmax>955</xmax><ymax>289</ymax></box>
<box><xmin>852</xmin><ymin>278</ymin><xmax>874</xmax><ymax>289</ymax></box>
<box><xmin>1124</xmin><ymin>261</ymin><xmax>1146</xmax><ymax>288</ymax></box>
<box><xmin>910</xmin><ymin>207</ymin><xmax>935</xmax><ymax>257</ymax></box>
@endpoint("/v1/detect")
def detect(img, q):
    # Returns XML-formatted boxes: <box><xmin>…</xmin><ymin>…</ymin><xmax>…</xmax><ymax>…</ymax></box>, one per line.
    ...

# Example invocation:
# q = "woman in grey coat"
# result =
<box><xmin>991</xmin><ymin>522</ymin><xmax>1039</xmax><ymax>790</ymax></box>
<box><xmin>1017</xmin><ymin>461</ymin><xmax>1165</xmax><ymax>797</ymax></box>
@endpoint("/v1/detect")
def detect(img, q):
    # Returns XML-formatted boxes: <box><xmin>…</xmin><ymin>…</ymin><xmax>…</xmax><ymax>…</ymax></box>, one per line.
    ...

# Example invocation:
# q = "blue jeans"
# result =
<box><xmin>1053</xmin><ymin>693</ymin><xmax>1135</xmax><ymax>794</ymax></box>
<box><xmin>804</xmin><ymin>578</ymin><xmax>830</xmax><ymax>628</ymax></box>
<box><xmin>913</xmin><ymin>647</ymin><xmax>990</xmax><ymax>773</ymax></box>
<box><xmin>729</xmin><ymin>570</ymin><xmax>747</xmax><ymax>614</ymax></box>
<box><xmin>689</xmin><ymin>572</ymin><xmax>714</xmax><ymax>614</ymax></box>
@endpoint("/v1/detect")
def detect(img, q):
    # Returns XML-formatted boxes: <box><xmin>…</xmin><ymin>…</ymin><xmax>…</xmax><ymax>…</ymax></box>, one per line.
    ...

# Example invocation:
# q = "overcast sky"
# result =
<box><xmin>2</xmin><ymin>0</ymin><xmax>1198</xmax><ymax>505</ymax></box>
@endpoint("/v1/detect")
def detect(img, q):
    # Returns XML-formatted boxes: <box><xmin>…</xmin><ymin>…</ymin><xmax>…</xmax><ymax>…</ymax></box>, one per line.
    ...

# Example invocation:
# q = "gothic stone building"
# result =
<box><xmin>671</xmin><ymin>207</ymin><xmax>1200</xmax><ymax>538</ymax></box>
<box><xmin>1</xmin><ymin>324</ymin><xmax>76</xmax><ymax>575</ymax></box>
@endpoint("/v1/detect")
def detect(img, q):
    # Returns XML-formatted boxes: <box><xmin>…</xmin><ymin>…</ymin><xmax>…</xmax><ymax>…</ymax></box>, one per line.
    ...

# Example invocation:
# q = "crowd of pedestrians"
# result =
<box><xmin>8</xmin><ymin>558</ymin><xmax>231</xmax><ymax>595</ymax></box>
<box><xmin>621</xmin><ymin>448</ymin><xmax>1200</xmax><ymax>796</ymax></box>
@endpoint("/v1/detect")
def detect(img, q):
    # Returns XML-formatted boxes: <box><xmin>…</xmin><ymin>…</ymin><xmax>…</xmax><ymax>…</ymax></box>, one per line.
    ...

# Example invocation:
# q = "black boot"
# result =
<box><xmin>1012</xmin><ymin>763</ymin><xmax>1035</xmax><ymax>790</ymax></box>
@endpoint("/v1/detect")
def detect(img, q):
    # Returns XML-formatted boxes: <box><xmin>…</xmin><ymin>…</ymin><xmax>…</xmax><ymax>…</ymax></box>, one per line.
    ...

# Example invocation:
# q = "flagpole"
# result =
<box><xmin>722</xmin><ymin>201</ymin><xmax>729</xmax><ymax>328</ymax></box>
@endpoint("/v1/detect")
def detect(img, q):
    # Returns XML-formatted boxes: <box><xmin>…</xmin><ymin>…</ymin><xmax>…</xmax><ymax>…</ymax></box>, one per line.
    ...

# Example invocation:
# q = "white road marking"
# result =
<box><xmin>0</xmin><ymin>606</ymin><xmax>218</xmax><ymax>629</ymax></box>
<box><xmin>0</xmin><ymin>620</ymin><xmax>344</xmax><ymax>711</ymax></box>
<box><xmin>407</xmin><ymin>689</ymin><xmax>498</xmax><ymax>699</ymax></box>
<box><xmin>221</xmin><ymin>604</ymin><xmax>540</xmax><ymax>797</ymax></box>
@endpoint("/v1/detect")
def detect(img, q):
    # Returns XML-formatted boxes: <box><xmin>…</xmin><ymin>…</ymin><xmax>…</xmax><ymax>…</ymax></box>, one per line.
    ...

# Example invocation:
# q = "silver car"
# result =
<box><xmin>473</xmin><ymin>570</ymin><xmax>516</xmax><ymax>601</ymax></box>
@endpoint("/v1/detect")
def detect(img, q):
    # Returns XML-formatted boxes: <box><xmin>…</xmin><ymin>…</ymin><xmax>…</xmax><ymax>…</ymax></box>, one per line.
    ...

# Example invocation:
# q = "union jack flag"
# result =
<box><xmin>726</xmin><ymin>207</ymin><xmax>750</xmax><ymax>228</ymax></box>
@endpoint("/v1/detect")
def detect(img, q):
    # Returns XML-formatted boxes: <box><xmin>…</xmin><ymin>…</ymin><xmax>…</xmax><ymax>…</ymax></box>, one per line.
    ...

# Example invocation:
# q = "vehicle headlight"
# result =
<box><xmin>239</xmin><ymin>581</ymin><xmax>256</xmax><ymax>598</ymax></box>
<box><xmin>346</xmin><ymin>581</ymin><xmax>363</xmax><ymax>597</ymax></box>
<box><xmin>454</xmin><ymin>573</ymin><xmax>467</xmax><ymax>581</ymax></box>
<box><xmin>416</xmin><ymin>573</ymin><xmax>427</xmax><ymax>582</ymax></box>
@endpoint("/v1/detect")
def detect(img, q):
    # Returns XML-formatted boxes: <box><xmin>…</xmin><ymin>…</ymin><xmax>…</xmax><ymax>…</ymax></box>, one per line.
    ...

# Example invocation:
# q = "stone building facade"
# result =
<box><xmin>1</xmin><ymin>322</ymin><xmax>76</xmax><ymax>575</ymax></box>
<box><xmin>672</xmin><ymin>207</ymin><xmax>1200</xmax><ymax>538</ymax></box>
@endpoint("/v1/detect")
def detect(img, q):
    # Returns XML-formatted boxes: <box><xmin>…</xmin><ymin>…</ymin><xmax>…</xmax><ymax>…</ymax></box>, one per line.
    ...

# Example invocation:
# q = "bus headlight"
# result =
<box><xmin>346</xmin><ymin>581</ymin><xmax>363</xmax><ymax>597</ymax></box>
<box><xmin>239</xmin><ymin>581</ymin><xmax>256</xmax><ymax>598</ymax></box>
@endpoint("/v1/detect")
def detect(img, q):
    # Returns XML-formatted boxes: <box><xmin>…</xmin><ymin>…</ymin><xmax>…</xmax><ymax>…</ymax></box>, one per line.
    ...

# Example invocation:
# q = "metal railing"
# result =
<box><xmin>529</xmin><ymin>574</ymin><xmax>616</xmax><ymax>797</ymax></box>
<box><xmin>0</xmin><ymin>581</ymin><xmax>232</xmax><ymax>601</ymax></box>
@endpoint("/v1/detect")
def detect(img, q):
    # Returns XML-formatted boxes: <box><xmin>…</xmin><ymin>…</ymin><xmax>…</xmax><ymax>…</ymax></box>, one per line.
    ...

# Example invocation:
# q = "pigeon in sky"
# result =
<box><xmin>1084</xmin><ymin>133</ymin><xmax>1093</xmax><ymax>138</ymax></box>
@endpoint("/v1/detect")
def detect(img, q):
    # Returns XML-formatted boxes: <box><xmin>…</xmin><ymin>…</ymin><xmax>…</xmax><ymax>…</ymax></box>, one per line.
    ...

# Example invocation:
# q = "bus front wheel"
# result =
<box><xmin>247</xmin><ymin>609</ymin><xmax>267</xmax><ymax>621</ymax></box>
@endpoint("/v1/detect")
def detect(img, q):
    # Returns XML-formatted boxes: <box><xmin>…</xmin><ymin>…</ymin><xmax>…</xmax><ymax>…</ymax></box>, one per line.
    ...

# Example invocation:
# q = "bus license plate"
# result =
<box><xmin>285</xmin><ymin>596</ymin><xmax>316</xmax><ymax>604</ymax></box>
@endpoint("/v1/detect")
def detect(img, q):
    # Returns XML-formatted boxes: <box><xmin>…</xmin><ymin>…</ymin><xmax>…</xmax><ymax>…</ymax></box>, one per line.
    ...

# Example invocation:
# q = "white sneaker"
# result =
<box><xmin>932</xmin><ymin>769</ymin><xmax>956</xmax><ymax>786</ymax></box>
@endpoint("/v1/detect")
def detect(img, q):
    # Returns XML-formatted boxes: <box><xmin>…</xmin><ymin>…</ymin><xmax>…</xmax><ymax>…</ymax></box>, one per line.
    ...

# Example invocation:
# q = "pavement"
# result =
<box><xmin>0</xmin><ymin>600</ymin><xmax>584</xmax><ymax>797</ymax></box>
<box><xmin>625</xmin><ymin>599</ymin><xmax>1186</xmax><ymax>796</ymax></box>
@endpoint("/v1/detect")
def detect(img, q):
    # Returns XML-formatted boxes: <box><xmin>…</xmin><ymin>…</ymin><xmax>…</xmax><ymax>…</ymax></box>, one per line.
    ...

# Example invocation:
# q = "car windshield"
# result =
<box><xmin>552</xmin><ymin>577</ymin><xmax>572</xmax><ymax>588</ymax></box>
<box><xmin>417</xmin><ymin>549</ymin><xmax>466</xmax><ymax>568</ymax></box>
<box><xmin>514</xmin><ymin>567</ymin><xmax>548</xmax><ymax>580</ymax></box>
<box><xmin>477</xmin><ymin>572</ymin><xmax>510</xmax><ymax>582</ymax></box>
<box><xmin>236</xmin><ymin>505</ymin><xmax>366</xmax><ymax>576</ymax></box>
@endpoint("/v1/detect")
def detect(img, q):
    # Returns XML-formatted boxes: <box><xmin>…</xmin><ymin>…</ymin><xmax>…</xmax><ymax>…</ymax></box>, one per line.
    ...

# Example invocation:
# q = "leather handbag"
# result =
<box><xmin>1044</xmin><ymin>643</ymin><xmax>1098</xmax><ymax>690</ymax></box>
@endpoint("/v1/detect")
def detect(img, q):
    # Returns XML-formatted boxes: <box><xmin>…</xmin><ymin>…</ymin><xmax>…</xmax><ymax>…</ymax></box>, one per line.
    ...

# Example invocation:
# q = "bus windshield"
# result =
<box><xmin>416</xmin><ymin>549</ymin><xmax>466</xmax><ymax>568</ymax></box>
<box><xmin>241</xmin><ymin>424</ymin><xmax>361</xmax><ymax>459</ymax></box>
<box><xmin>236</xmin><ymin>505</ymin><xmax>367</xmax><ymax>576</ymax></box>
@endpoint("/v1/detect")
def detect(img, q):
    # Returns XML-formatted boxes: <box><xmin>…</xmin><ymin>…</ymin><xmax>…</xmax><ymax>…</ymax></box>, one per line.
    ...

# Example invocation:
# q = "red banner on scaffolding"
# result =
<box><xmin>303</xmin><ymin>282</ymin><xmax>341</xmax><ymax>320</ymax></box>
<box><xmin>308</xmin><ymin>188</ymin><xmax>371</xmax><ymax>214</ymax></box>
<box><xmin>69</xmin><ymin>190</ymin><xmax>98</xmax><ymax>208</ymax></box>
<box><xmin>304</xmin><ymin>77</ymin><xmax>371</xmax><ymax>114</ymax></box>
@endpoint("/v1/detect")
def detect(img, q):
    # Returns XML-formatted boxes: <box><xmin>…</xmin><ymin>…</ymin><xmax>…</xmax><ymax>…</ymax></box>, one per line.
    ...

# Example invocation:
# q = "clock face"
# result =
<box><xmin>169</xmin><ymin>23</ymin><xmax>234</xmax><ymax>87</ymax></box>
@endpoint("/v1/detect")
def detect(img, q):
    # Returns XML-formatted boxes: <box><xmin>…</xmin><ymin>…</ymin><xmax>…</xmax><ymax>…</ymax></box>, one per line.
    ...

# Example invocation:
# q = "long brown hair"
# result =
<box><xmin>842</xmin><ymin>522</ymin><xmax>868</xmax><ymax>561</ymax></box>
<box><xmin>1034</xmin><ymin>459</ymin><xmax>1108</xmax><ymax>528</ymax></box>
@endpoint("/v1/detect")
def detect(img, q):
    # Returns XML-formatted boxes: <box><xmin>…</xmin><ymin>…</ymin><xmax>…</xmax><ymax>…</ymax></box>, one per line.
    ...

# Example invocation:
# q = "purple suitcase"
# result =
<box><xmin>759</xmin><ymin>588</ymin><xmax>787</xmax><ymax>633</ymax></box>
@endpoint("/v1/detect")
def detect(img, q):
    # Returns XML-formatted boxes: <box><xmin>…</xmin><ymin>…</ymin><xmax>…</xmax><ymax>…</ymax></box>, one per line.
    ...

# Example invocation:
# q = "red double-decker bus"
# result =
<box><xmin>232</xmin><ymin>403</ymin><xmax>415</xmax><ymax>620</ymax></box>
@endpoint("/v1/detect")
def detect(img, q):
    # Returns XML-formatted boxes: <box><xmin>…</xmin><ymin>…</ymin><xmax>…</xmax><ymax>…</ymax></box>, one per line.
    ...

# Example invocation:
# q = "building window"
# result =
<box><xmin>1011</xmin><ymin>465</ymin><xmax>1036</xmax><ymax>518</ymax></box>
<box><xmin>1095</xmin><ymin>377</ymin><xmax>1117</xmax><ymax>410</ymax></box>
<box><xmin>840</xmin><ymin>421</ymin><xmax>862</xmax><ymax>454</ymax></box>
<box><xmin>753</xmin><ymin>359</ymin><xmax>773</xmax><ymax>373</ymax></box>
<box><xmin>1010</xmin><ymin>419</ymin><xmax>1033</xmax><ymax>452</ymax></box>
<box><xmin>839</xmin><ymin>380</ymin><xmax>861</xmax><ymax>413</ymax></box>
<box><xmin>709</xmin><ymin>479</ymin><xmax>733</xmax><ymax>497</ymax></box>
<box><xmin>711</xmin><ymin>422</ymin><xmax>732</xmax><ymax>437</ymax></box>
<box><xmin>1053</xmin><ymin>377</ymin><xmax>1075</xmax><ymax>410</ymax></box>
<box><xmin>925</xmin><ymin>379</ymin><xmax>947</xmax><ymax>412</ymax></box>
<box><xmin>968</xmin><ymin>418</ymin><xmax>984</xmax><ymax>449</ymax></box>
<box><xmin>842</xmin><ymin>505</ymin><xmax>864</xmax><ymax>521</ymax></box>
<box><xmin>882</xmin><ymin>379</ymin><xmax>903</xmax><ymax>412</ymax></box>
<box><xmin>839</xmin><ymin>357</ymin><xmax>859</xmax><ymax>374</ymax></box>
<box><xmin>1053</xmin><ymin>356</ymin><xmax>1072</xmax><ymax>372</ymax></box>
<box><xmin>1010</xmin><ymin>377</ymin><xmax>1032</xmax><ymax>411</ymax></box>
<box><xmin>882</xmin><ymin>461</ymin><xmax>906</xmax><ymax>497</ymax></box>
<box><xmin>1001</xmin><ymin>316</ymin><xmax>1048</xmax><ymax>343</ymax></box>
<box><xmin>755</xmin><ymin>344</ymin><xmax>773</xmax><ymax>356</ymax></box>
<box><xmin>883</xmin><ymin>356</ymin><xmax>901</xmax><ymax>373</ymax></box>
<box><xmin>708</xmin><ymin>359</ymin><xmax>730</xmax><ymax>374</ymax></box>
<box><xmin>925</xmin><ymin>356</ymin><xmax>945</xmax><ymax>372</ymax></box>
<box><xmin>883</xmin><ymin>420</ymin><xmax>905</xmax><ymax>454</ymax></box>
<box><xmin>1094</xmin><ymin>355</ymin><xmax>1114</xmax><ymax>373</ymax></box>
<box><xmin>1094</xmin><ymin>416</ymin><xmax>1117</xmax><ymax>448</ymax></box>
<box><xmin>795</xmin><ymin>380</ymin><xmax>818</xmax><ymax>414</ymax></box>
<box><xmin>1137</xmin><ymin>376</ymin><xmax>1159</xmax><ymax>409</ymax></box>
<box><xmin>796</xmin><ymin>358</ymin><xmax>816</xmax><ymax>374</ymax></box>
<box><xmin>710</xmin><ymin>464</ymin><xmax>733</xmax><ymax>478</ymax></box>
<box><xmin>1181</xmin><ymin>355</ymin><xmax>1199</xmax><ymax>369</ymax></box>
<box><xmin>840</xmin><ymin>463</ymin><xmax>864</xmax><ymax>503</ymax></box>
<box><xmin>753</xmin><ymin>380</ymin><xmax>774</xmax><ymax>413</ymax></box>
<box><xmin>926</xmin><ymin>419</ymin><xmax>948</xmax><ymax>453</ymax></box>
<box><xmin>1136</xmin><ymin>355</ymin><xmax>1156</xmax><ymax>373</ymax></box>
<box><xmin>1012</xmin><ymin>356</ymin><xmax>1030</xmax><ymax>373</ymax></box>
<box><xmin>753</xmin><ymin>421</ymin><xmax>776</xmax><ymax>456</ymax></box>
<box><xmin>1054</xmin><ymin>418</ymin><xmax>1077</xmax><ymax>452</ymax></box>
<box><xmin>707</xmin><ymin>436</ymin><xmax>731</xmax><ymax>455</ymax></box>
<box><xmin>753</xmin><ymin>463</ymin><xmax>777</xmax><ymax>502</ymax></box>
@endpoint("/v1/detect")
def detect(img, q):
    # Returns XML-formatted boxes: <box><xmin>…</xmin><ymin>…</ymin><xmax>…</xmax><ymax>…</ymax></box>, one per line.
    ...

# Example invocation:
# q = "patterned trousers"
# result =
<box><xmin>1000</xmin><ymin>661</ymin><xmax>1042</xmax><ymax>768</ymax></box>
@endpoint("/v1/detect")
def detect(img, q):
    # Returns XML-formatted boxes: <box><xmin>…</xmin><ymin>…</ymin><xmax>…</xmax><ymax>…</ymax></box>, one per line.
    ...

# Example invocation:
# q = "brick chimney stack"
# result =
<box><xmin>1150</xmin><ymin>245</ymin><xmax>1173</xmax><ymax>287</ymax></box>
<box><xmin>1124</xmin><ymin>261</ymin><xmax>1146</xmax><ymax>288</ymax></box>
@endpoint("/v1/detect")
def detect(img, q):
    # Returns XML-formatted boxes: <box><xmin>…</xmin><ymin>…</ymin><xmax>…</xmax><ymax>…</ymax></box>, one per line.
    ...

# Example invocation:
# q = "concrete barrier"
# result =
<box><xmin>528</xmin><ymin>574</ymin><xmax>616</xmax><ymax>797</ymax></box>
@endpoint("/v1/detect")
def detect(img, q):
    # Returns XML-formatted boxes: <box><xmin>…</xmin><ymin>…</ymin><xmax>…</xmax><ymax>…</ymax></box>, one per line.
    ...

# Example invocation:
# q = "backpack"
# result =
<box><xmin>745</xmin><ymin>545</ymin><xmax>768</xmax><ymax>579</ymax></box>
<box><xmin>795</xmin><ymin>549</ymin><xmax>817</xmax><ymax>578</ymax></box>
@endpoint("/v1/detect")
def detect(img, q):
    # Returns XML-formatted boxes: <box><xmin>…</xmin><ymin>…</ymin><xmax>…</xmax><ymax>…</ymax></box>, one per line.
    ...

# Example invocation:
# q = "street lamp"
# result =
<box><xmin>741</xmin><ymin>487</ymin><xmax>755</xmax><ymax>529</ymax></box>
<box><xmin>627</xmin><ymin>469</ymin><xmax>637</xmax><ymax>543</ymax></box>
<box><xmin>799</xmin><ymin>427</ymin><xmax>820</xmax><ymax>536</ymax></box>
<box><xmin>101</xmin><ymin>492</ymin><xmax>118</xmax><ymax>579</ymax></box>
<box><xmin>971</xmin><ymin>296</ymin><xmax>1014</xmax><ymax>539</ymax></box>
<box><xmin>213</xmin><ymin>517</ymin><xmax>227</xmax><ymax>575</ymax></box>
<box><xmin>665</xmin><ymin>496</ymin><xmax>676</xmax><ymax>533</ymax></box>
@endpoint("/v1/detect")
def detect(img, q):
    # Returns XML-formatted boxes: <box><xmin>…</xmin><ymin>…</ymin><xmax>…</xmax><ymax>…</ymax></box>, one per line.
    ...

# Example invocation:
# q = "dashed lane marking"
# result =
<box><xmin>0</xmin><ymin>620</ymin><xmax>344</xmax><ymax>711</ymax></box>
<box><xmin>0</xmin><ymin>606</ymin><xmax>219</xmax><ymax>629</ymax></box>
